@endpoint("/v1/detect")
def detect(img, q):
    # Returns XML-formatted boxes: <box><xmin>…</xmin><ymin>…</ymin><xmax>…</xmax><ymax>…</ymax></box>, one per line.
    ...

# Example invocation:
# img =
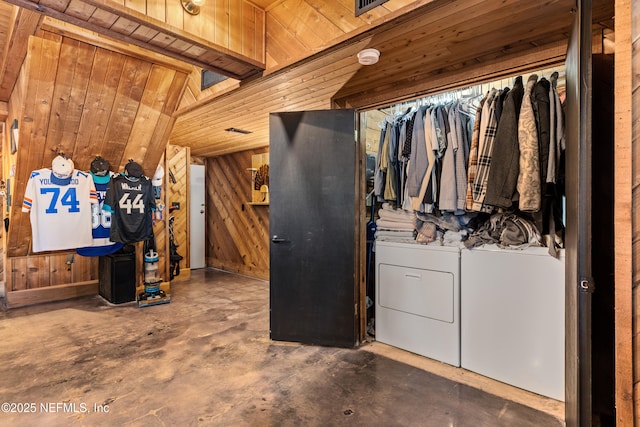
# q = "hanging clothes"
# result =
<box><xmin>384</xmin><ymin>121</ymin><xmax>399</xmax><ymax>201</ymax></box>
<box><xmin>414</xmin><ymin>106</ymin><xmax>438</xmax><ymax>213</ymax></box>
<box><xmin>538</xmin><ymin>71</ymin><xmax>566</xmax><ymax>258</ymax></box>
<box><xmin>517</xmin><ymin>74</ymin><xmax>542</xmax><ymax>211</ymax></box>
<box><xmin>465</xmin><ymin>98</ymin><xmax>485</xmax><ymax>210</ymax></box>
<box><xmin>532</xmin><ymin>77</ymin><xmax>551</xmax><ymax>187</ymax></box>
<box><xmin>370</xmin><ymin>67</ymin><xmax>566</xmax><ymax>254</ymax></box>
<box><xmin>406</xmin><ymin>106</ymin><xmax>428</xmax><ymax>203</ymax></box>
<box><xmin>439</xmin><ymin>104</ymin><xmax>458</xmax><ymax>212</ymax></box>
<box><xmin>471</xmin><ymin>89</ymin><xmax>500</xmax><ymax>212</ymax></box>
<box><xmin>374</xmin><ymin>122</ymin><xmax>388</xmax><ymax>201</ymax></box>
<box><xmin>438</xmin><ymin>102</ymin><xmax>469</xmax><ymax>213</ymax></box>
<box><xmin>401</xmin><ymin>109</ymin><xmax>417</xmax><ymax>211</ymax></box>
<box><xmin>547</xmin><ymin>71</ymin><xmax>564</xmax><ymax>184</ymax></box>
<box><xmin>484</xmin><ymin>76</ymin><xmax>525</xmax><ymax>208</ymax></box>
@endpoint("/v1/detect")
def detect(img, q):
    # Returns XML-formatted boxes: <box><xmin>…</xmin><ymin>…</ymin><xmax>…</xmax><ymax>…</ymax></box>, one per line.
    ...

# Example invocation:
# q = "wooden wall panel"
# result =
<box><xmin>152</xmin><ymin>199</ymin><xmax>168</xmax><ymax>283</ymax></box>
<box><xmin>8</xmin><ymin>254</ymin><xmax>97</xmax><ymax>291</ymax></box>
<box><xmin>2</xmin><ymin>31</ymin><xmax>187</xmax><ymax>307</ymax></box>
<box><xmin>48</xmin><ymin>254</ymin><xmax>71</xmax><ymax>286</ymax></box>
<box><xmin>6</xmin><ymin>33</ymin><xmax>188</xmax><ymax>258</ymax></box>
<box><xmin>8</xmin><ymin>35</ymin><xmax>61</xmax><ymax>257</ymax></box>
<box><xmin>71</xmin><ymin>253</ymin><xmax>99</xmax><ymax>282</ymax></box>
<box><xmin>630</xmin><ymin>0</ymin><xmax>640</xmax><ymax>423</ymax></box>
<box><xmin>242</xmin><ymin>1</ymin><xmax>255</xmax><ymax>59</ymax></box>
<box><xmin>126</xmin><ymin>0</ymin><xmax>265</xmax><ymax>63</ymax></box>
<box><xmin>86</xmin><ymin>54</ymin><xmax>134</xmax><ymax>154</ymax></box>
<box><xmin>254</xmin><ymin>3</ymin><xmax>264</xmax><ymax>64</ymax></box>
<box><xmin>125</xmin><ymin>0</ymin><xmax>147</xmax><ymax>14</ymax></box>
<box><xmin>166</xmin><ymin>144</ymin><xmax>189</xmax><ymax>271</ymax></box>
<box><xmin>27</xmin><ymin>255</ymin><xmax>50</xmax><ymax>288</ymax></box>
<box><xmin>215</xmin><ymin>0</ymin><xmax>230</xmax><ymax>48</ymax></box>
<box><xmin>206</xmin><ymin>147</ymin><xmax>269</xmax><ymax>280</ymax></box>
<box><xmin>146</xmin><ymin>0</ymin><xmax>165</xmax><ymax>22</ymax></box>
<box><xmin>229</xmin><ymin>0</ymin><xmax>243</xmax><ymax>54</ymax></box>
<box><xmin>3</xmin><ymin>51</ymin><xmax>25</xmax><ymax>298</ymax></box>
<box><xmin>10</xmin><ymin>257</ymin><xmax>27</xmax><ymax>291</ymax></box>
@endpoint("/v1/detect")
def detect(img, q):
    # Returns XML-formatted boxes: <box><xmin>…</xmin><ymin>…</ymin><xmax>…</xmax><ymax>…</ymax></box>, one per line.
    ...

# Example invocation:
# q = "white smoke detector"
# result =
<box><xmin>357</xmin><ymin>48</ymin><xmax>380</xmax><ymax>65</ymax></box>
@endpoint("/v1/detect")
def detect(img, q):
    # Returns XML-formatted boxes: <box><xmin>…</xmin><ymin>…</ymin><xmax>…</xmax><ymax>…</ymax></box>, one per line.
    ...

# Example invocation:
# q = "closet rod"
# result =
<box><xmin>372</xmin><ymin>64</ymin><xmax>565</xmax><ymax>113</ymax></box>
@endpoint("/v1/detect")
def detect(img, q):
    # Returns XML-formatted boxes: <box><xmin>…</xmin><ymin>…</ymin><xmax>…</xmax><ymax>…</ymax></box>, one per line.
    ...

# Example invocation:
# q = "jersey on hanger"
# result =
<box><xmin>76</xmin><ymin>174</ymin><xmax>124</xmax><ymax>257</ymax></box>
<box><xmin>22</xmin><ymin>169</ymin><xmax>98</xmax><ymax>253</ymax></box>
<box><xmin>104</xmin><ymin>174</ymin><xmax>155</xmax><ymax>244</ymax></box>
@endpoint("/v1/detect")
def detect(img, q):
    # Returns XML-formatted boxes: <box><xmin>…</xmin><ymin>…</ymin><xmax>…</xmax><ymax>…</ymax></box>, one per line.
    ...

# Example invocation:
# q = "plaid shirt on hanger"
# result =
<box><xmin>471</xmin><ymin>91</ymin><xmax>500</xmax><ymax>213</ymax></box>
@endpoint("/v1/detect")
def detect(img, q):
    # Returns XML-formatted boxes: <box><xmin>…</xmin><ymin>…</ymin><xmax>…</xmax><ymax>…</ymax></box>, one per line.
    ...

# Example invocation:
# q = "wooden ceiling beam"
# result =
<box><xmin>39</xmin><ymin>17</ymin><xmax>193</xmax><ymax>74</ymax></box>
<box><xmin>0</xmin><ymin>7</ymin><xmax>41</xmax><ymax>102</ymax></box>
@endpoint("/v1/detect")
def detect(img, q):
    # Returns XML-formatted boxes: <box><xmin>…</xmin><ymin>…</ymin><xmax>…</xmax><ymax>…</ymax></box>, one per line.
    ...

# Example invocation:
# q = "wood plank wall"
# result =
<box><xmin>206</xmin><ymin>147</ymin><xmax>269</xmax><ymax>280</ymax></box>
<box><xmin>6</xmin><ymin>33</ymin><xmax>188</xmax><ymax>257</ymax></box>
<box><xmin>166</xmin><ymin>144</ymin><xmax>190</xmax><ymax>271</ymax></box>
<box><xmin>2</xmin><ymin>31</ymin><xmax>188</xmax><ymax>307</ymax></box>
<box><xmin>630</xmin><ymin>0</ymin><xmax>640</xmax><ymax>423</ymax></box>
<box><xmin>116</xmin><ymin>0</ymin><xmax>264</xmax><ymax>64</ymax></box>
<box><xmin>1</xmin><ymin>38</ymin><xmax>100</xmax><ymax>307</ymax></box>
<box><xmin>10</xmin><ymin>253</ymin><xmax>98</xmax><ymax>290</ymax></box>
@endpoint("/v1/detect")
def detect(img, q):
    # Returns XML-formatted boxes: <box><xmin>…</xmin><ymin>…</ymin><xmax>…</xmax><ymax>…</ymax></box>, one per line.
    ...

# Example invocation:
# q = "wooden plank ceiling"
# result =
<box><xmin>0</xmin><ymin>0</ymin><xmax>616</xmax><ymax>159</ymax></box>
<box><xmin>171</xmin><ymin>0</ymin><xmax>615</xmax><ymax>157</ymax></box>
<box><xmin>0</xmin><ymin>0</ymin><xmax>265</xmax><ymax>79</ymax></box>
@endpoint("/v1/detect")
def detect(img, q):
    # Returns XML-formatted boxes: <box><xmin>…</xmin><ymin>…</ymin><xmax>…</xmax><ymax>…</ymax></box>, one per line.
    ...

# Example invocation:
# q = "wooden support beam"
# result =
<box><xmin>615</xmin><ymin>0</ymin><xmax>636</xmax><ymax>424</ymax></box>
<box><xmin>0</xmin><ymin>8</ymin><xmax>41</xmax><ymax>102</ymax></box>
<box><xmin>2</xmin><ymin>0</ymin><xmax>264</xmax><ymax>79</ymax></box>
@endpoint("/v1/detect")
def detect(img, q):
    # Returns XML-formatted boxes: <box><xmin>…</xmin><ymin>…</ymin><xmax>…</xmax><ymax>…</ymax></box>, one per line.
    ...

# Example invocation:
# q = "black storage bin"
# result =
<box><xmin>99</xmin><ymin>250</ymin><xmax>136</xmax><ymax>304</ymax></box>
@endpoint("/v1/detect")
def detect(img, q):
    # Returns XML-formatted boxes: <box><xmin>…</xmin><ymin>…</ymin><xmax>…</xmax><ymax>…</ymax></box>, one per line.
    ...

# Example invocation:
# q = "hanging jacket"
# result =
<box><xmin>517</xmin><ymin>74</ymin><xmax>542</xmax><ymax>212</ymax></box>
<box><xmin>465</xmin><ymin>98</ymin><xmax>485</xmax><ymax>210</ymax></box>
<box><xmin>373</xmin><ymin>121</ymin><xmax>390</xmax><ymax>201</ymax></box>
<box><xmin>484</xmin><ymin>76</ymin><xmax>525</xmax><ymax>208</ymax></box>
<box><xmin>384</xmin><ymin>121</ymin><xmax>399</xmax><ymax>201</ymax></box>
<box><xmin>453</xmin><ymin>105</ymin><xmax>469</xmax><ymax>211</ymax></box>
<box><xmin>472</xmin><ymin>90</ymin><xmax>500</xmax><ymax>213</ymax></box>
<box><xmin>532</xmin><ymin>77</ymin><xmax>551</xmax><ymax>186</ymax></box>
<box><xmin>547</xmin><ymin>71</ymin><xmax>564</xmax><ymax>184</ymax></box>
<box><xmin>439</xmin><ymin>104</ymin><xmax>458</xmax><ymax>211</ymax></box>
<box><xmin>415</xmin><ymin>106</ymin><xmax>438</xmax><ymax>212</ymax></box>
<box><xmin>406</xmin><ymin>106</ymin><xmax>428</xmax><ymax>199</ymax></box>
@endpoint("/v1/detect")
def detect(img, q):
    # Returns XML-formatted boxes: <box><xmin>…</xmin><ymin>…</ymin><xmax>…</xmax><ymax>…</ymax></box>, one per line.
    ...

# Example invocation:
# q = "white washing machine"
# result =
<box><xmin>375</xmin><ymin>241</ymin><xmax>461</xmax><ymax>366</ymax></box>
<box><xmin>460</xmin><ymin>245</ymin><xmax>565</xmax><ymax>401</ymax></box>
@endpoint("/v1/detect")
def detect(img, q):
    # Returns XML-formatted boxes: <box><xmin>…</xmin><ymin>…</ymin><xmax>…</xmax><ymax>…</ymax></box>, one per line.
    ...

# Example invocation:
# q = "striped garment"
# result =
<box><xmin>465</xmin><ymin>99</ymin><xmax>485</xmax><ymax>210</ymax></box>
<box><xmin>471</xmin><ymin>91</ymin><xmax>501</xmax><ymax>213</ymax></box>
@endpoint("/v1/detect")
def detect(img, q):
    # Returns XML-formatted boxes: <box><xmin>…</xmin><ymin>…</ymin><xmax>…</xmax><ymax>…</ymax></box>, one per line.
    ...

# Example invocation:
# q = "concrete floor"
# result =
<box><xmin>0</xmin><ymin>268</ymin><xmax>564</xmax><ymax>426</ymax></box>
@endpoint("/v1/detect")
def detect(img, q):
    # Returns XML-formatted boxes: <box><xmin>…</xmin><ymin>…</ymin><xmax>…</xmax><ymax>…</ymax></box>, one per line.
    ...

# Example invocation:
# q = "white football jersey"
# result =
<box><xmin>22</xmin><ymin>169</ymin><xmax>98</xmax><ymax>252</ymax></box>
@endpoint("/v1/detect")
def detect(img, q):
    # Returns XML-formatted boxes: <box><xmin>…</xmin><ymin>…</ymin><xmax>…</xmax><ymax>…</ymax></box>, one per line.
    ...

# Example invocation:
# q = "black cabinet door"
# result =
<box><xmin>564</xmin><ymin>0</ymin><xmax>593</xmax><ymax>425</ymax></box>
<box><xmin>269</xmin><ymin>109</ymin><xmax>357</xmax><ymax>348</ymax></box>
